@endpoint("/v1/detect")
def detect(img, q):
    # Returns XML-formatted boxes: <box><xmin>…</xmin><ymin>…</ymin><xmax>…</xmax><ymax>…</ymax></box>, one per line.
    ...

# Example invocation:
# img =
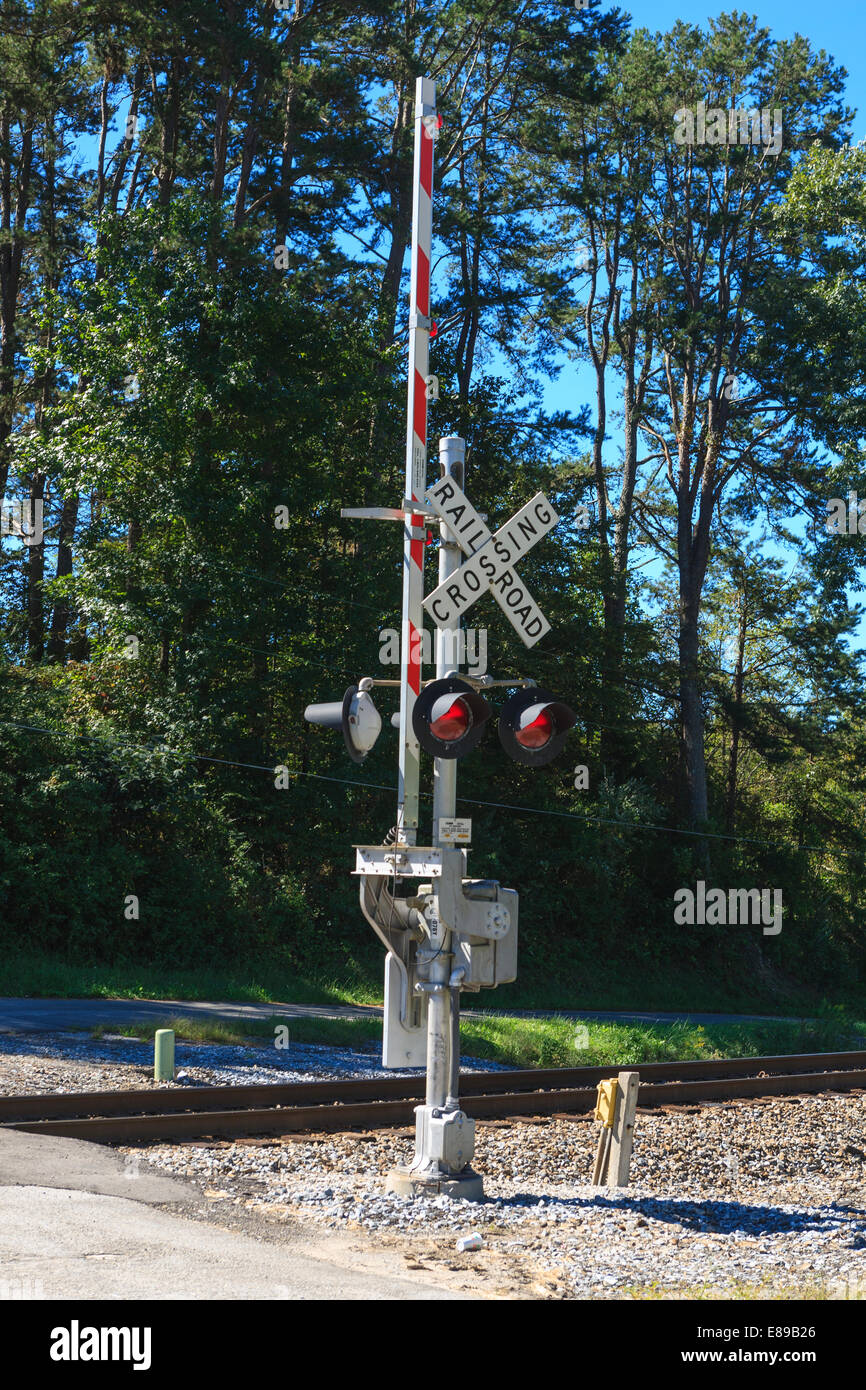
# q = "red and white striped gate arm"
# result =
<box><xmin>397</xmin><ymin>75</ymin><xmax>437</xmax><ymax>844</ymax></box>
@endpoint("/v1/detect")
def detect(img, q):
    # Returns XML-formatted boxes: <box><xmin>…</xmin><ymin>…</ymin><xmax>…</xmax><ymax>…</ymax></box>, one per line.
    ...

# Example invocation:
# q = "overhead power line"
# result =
<box><xmin>0</xmin><ymin>717</ymin><xmax>826</xmax><ymax>856</ymax></box>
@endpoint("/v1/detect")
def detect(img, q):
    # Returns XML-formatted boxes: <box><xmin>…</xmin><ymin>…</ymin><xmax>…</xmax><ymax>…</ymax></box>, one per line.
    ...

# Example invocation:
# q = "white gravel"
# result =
<box><xmin>0</xmin><ymin>1029</ymin><xmax>506</xmax><ymax>1094</ymax></box>
<box><xmin>137</xmin><ymin>1093</ymin><xmax>866</xmax><ymax>1299</ymax></box>
<box><xmin>4</xmin><ymin>1033</ymin><xmax>865</xmax><ymax>1298</ymax></box>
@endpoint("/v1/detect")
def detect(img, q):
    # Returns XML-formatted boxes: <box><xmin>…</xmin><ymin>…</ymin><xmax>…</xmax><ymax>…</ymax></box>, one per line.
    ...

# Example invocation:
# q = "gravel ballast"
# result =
<box><xmin>142</xmin><ymin>1096</ymin><xmax>866</xmax><ymax>1299</ymax></box>
<box><xmin>3</xmin><ymin>1032</ymin><xmax>865</xmax><ymax>1298</ymax></box>
<box><xmin>0</xmin><ymin>1028</ymin><xmax>504</xmax><ymax>1093</ymax></box>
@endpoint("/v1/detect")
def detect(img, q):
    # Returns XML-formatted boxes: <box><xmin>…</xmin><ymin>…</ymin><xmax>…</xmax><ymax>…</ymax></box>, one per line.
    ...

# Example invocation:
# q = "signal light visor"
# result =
<box><xmin>514</xmin><ymin>705</ymin><xmax>555</xmax><ymax>749</ymax></box>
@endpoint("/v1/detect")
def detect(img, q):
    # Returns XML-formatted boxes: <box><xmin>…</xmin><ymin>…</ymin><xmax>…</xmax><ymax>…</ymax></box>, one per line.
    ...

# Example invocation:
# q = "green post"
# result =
<box><xmin>154</xmin><ymin>1029</ymin><xmax>175</xmax><ymax>1082</ymax></box>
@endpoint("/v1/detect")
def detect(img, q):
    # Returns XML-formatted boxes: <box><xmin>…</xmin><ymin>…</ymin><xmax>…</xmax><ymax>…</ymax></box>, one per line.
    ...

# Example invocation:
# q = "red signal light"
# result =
<box><xmin>430</xmin><ymin>697</ymin><xmax>471</xmax><ymax>742</ymax></box>
<box><xmin>514</xmin><ymin>708</ymin><xmax>554</xmax><ymax>749</ymax></box>
<box><xmin>412</xmin><ymin>677</ymin><xmax>492</xmax><ymax>759</ymax></box>
<box><xmin>498</xmin><ymin>688</ymin><xmax>576</xmax><ymax>767</ymax></box>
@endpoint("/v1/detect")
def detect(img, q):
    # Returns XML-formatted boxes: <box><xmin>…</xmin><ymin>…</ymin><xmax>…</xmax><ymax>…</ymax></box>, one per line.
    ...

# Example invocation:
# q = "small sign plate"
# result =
<box><xmin>437</xmin><ymin>817</ymin><xmax>472</xmax><ymax>844</ymax></box>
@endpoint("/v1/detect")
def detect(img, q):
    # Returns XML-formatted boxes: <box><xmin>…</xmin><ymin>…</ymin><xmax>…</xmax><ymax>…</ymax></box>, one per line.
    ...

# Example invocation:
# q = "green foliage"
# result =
<box><xmin>74</xmin><ymin>1011</ymin><xmax>866</xmax><ymax>1071</ymax></box>
<box><xmin>2</xmin><ymin>5</ymin><xmax>866</xmax><ymax>1014</ymax></box>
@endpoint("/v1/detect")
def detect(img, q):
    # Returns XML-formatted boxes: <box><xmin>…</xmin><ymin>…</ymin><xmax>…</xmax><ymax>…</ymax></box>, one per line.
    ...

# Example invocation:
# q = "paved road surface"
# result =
<box><xmin>0</xmin><ymin>1130</ymin><xmax>468</xmax><ymax>1300</ymax></box>
<box><xmin>0</xmin><ymin>997</ymin><xmax>804</xmax><ymax>1032</ymax></box>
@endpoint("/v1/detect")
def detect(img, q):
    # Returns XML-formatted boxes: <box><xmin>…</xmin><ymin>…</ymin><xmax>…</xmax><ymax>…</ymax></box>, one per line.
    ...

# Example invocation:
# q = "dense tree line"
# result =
<box><xmin>2</xmin><ymin>0</ymin><xmax>866</xmax><ymax>1001</ymax></box>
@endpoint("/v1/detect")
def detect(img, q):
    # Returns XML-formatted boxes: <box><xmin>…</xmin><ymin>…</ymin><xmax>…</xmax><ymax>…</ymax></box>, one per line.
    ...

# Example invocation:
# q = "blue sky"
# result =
<box><xmin>541</xmin><ymin>0</ymin><xmax>865</xmax><ymax>421</ymax></box>
<box><xmin>624</xmin><ymin>0</ymin><xmax>864</xmax><ymax>137</ymax></box>
<box><xmin>528</xmin><ymin>1</ymin><xmax>866</xmax><ymax>657</ymax></box>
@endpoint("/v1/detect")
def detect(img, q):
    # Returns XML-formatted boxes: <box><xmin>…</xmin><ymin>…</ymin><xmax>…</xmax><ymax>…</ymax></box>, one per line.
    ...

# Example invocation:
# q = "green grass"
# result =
<box><xmin>5</xmin><ymin>949</ymin><xmax>866</xmax><ymax>1020</ymax></box>
<box><xmin>92</xmin><ymin>1014</ymin><xmax>383</xmax><ymax>1052</ymax></box>
<box><xmin>91</xmin><ymin>1010</ymin><xmax>866</xmax><ymax>1072</ymax></box>
<box><xmin>622</xmin><ymin>1278</ymin><xmax>845</xmax><ymax>1300</ymax></box>
<box><xmin>0</xmin><ymin>953</ymin><xmax>381</xmax><ymax>1008</ymax></box>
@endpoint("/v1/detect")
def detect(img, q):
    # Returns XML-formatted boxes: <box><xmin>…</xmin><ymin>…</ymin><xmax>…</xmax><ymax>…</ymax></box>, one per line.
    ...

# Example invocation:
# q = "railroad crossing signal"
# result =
<box><xmin>423</xmin><ymin>474</ymin><xmax>557</xmax><ymax>646</ymax></box>
<box><xmin>304</xmin><ymin>684</ymin><xmax>382</xmax><ymax>763</ymax></box>
<box><xmin>412</xmin><ymin>676</ymin><xmax>492</xmax><ymax>759</ymax></box>
<box><xmin>498</xmin><ymin>687</ymin><xmax>576</xmax><ymax>767</ymax></box>
<box><xmin>303</xmin><ymin>76</ymin><xmax>580</xmax><ymax>1203</ymax></box>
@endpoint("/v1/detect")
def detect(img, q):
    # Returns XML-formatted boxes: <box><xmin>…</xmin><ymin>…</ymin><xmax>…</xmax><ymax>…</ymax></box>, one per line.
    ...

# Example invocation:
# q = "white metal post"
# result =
<box><xmin>432</xmin><ymin>436</ymin><xmax>464</xmax><ymax>841</ymax></box>
<box><xmin>383</xmin><ymin>85</ymin><xmax>483</xmax><ymax>1200</ymax></box>
<box><xmin>425</xmin><ymin>437</ymin><xmax>464</xmax><ymax>1114</ymax></box>
<box><xmin>397</xmin><ymin>75</ymin><xmax>436</xmax><ymax>846</ymax></box>
<box><xmin>390</xmin><ymin>435</ymin><xmax>481</xmax><ymax>1199</ymax></box>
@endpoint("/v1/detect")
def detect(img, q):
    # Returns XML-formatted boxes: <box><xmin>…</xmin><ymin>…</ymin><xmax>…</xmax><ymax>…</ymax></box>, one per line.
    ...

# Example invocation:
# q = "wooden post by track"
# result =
<box><xmin>591</xmin><ymin>1070</ymin><xmax>639</xmax><ymax>1187</ymax></box>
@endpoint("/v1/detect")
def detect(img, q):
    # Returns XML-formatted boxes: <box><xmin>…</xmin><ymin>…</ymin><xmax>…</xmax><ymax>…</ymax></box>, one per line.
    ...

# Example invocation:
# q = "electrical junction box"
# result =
<box><xmin>455</xmin><ymin>881</ymin><xmax>518</xmax><ymax>990</ymax></box>
<box><xmin>415</xmin><ymin>1107</ymin><xmax>475</xmax><ymax>1170</ymax></box>
<box><xmin>380</xmin><ymin>865</ymin><xmax>518</xmax><ymax>1067</ymax></box>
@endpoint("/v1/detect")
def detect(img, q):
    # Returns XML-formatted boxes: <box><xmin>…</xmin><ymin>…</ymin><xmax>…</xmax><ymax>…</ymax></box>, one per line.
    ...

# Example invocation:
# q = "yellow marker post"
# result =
<box><xmin>594</xmin><ymin>1078</ymin><xmax>618</xmax><ymax>1128</ymax></box>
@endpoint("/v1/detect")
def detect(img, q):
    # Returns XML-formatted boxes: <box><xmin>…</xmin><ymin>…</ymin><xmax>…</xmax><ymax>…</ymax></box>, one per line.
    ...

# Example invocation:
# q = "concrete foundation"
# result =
<box><xmin>384</xmin><ymin>1167</ymin><xmax>485</xmax><ymax>1202</ymax></box>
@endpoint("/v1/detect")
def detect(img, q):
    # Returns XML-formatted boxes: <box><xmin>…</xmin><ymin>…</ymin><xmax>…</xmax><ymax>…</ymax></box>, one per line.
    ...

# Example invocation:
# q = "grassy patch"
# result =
<box><xmin>622</xmin><ymin>1278</ymin><xmax>837</xmax><ymax>1300</ymax></box>
<box><xmin>0</xmin><ymin>953</ymin><xmax>381</xmax><ymax>1007</ymax></box>
<box><xmin>93</xmin><ymin>1010</ymin><xmax>866</xmax><ymax>1072</ymax></box>
<box><xmin>5</xmin><ymin>950</ymin><xmax>866</xmax><ymax>1022</ymax></box>
<box><xmin>459</xmin><ymin>1013</ymin><xmax>866</xmax><ymax>1069</ymax></box>
<box><xmin>96</xmin><ymin>1014</ymin><xmax>383</xmax><ymax>1052</ymax></box>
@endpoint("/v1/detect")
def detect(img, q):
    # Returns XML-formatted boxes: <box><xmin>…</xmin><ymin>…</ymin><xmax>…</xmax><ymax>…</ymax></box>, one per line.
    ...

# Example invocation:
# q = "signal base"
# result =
<box><xmin>384</xmin><ymin>1167</ymin><xmax>484</xmax><ymax>1202</ymax></box>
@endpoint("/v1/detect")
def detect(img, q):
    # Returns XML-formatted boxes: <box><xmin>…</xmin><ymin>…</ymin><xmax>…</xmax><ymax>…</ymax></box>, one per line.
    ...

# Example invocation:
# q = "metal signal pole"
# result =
<box><xmin>388</xmin><ymin>88</ymin><xmax>484</xmax><ymax>1196</ymax></box>
<box><xmin>316</xmin><ymin>72</ymin><xmax>572</xmax><ymax>1204</ymax></box>
<box><xmin>425</xmin><ymin>436</ymin><xmax>463</xmax><ymax>1113</ymax></box>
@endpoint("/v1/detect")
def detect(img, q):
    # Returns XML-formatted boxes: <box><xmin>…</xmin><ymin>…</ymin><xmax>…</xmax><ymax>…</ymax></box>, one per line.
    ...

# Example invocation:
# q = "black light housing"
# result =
<box><xmin>497</xmin><ymin>686</ymin><xmax>575</xmax><ymax>767</ymax></box>
<box><xmin>412</xmin><ymin>676</ymin><xmax>492</xmax><ymax>760</ymax></box>
<box><xmin>304</xmin><ymin>684</ymin><xmax>382</xmax><ymax>763</ymax></box>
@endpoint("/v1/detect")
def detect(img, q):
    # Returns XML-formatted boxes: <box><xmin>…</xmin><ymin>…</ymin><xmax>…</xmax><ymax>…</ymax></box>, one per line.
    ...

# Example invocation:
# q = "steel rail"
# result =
<box><xmin>1</xmin><ymin>1050</ymin><xmax>864</xmax><ymax>1123</ymax></box>
<box><xmin>1</xmin><ymin>1055</ymin><xmax>865</xmax><ymax>1143</ymax></box>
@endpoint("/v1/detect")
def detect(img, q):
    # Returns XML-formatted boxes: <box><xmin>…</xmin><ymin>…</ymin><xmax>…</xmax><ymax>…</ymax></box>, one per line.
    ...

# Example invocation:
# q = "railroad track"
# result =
<box><xmin>1</xmin><ymin>1051</ymin><xmax>865</xmax><ymax>1145</ymax></box>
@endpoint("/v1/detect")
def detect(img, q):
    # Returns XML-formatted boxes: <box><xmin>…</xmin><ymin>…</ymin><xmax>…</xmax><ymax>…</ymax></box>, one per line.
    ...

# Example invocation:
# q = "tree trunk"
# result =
<box><xmin>156</xmin><ymin>59</ymin><xmax>184</xmax><ymax>207</ymax></box>
<box><xmin>0</xmin><ymin>113</ymin><xmax>32</xmax><ymax>501</ymax></box>
<box><xmin>678</xmin><ymin>579</ymin><xmax>708</xmax><ymax>824</ymax></box>
<box><xmin>47</xmin><ymin>492</ymin><xmax>79</xmax><ymax>661</ymax></box>
<box><xmin>109</xmin><ymin>68</ymin><xmax>144</xmax><ymax>216</ymax></box>
<box><xmin>26</xmin><ymin>475</ymin><xmax>45</xmax><ymax>661</ymax></box>
<box><xmin>725</xmin><ymin>594</ymin><xmax>747</xmax><ymax>830</ymax></box>
<box><xmin>376</xmin><ymin>83</ymin><xmax>413</xmax><ymax>343</ymax></box>
<box><xmin>210</xmin><ymin>6</ymin><xmax>235</xmax><ymax>205</ymax></box>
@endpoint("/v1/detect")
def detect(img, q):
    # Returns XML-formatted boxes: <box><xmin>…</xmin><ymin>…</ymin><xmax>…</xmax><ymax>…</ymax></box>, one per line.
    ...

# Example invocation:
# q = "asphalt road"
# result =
<box><xmin>0</xmin><ymin>1130</ymin><xmax>467</xmax><ymax>1300</ymax></box>
<box><xmin>0</xmin><ymin>996</ymin><xmax>803</xmax><ymax>1032</ymax></box>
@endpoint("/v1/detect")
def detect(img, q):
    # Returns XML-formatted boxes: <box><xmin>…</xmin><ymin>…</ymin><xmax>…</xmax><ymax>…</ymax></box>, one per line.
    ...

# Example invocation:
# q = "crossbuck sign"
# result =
<box><xmin>422</xmin><ymin>475</ymin><xmax>557</xmax><ymax>646</ymax></box>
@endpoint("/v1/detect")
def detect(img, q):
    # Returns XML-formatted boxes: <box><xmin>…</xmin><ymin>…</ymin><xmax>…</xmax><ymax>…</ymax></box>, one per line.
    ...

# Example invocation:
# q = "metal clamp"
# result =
<box><xmin>594</xmin><ymin>1079</ymin><xmax>618</xmax><ymax>1128</ymax></box>
<box><xmin>354</xmin><ymin>845</ymin><xmax>445</xmax><ymax>878</ymax></box>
